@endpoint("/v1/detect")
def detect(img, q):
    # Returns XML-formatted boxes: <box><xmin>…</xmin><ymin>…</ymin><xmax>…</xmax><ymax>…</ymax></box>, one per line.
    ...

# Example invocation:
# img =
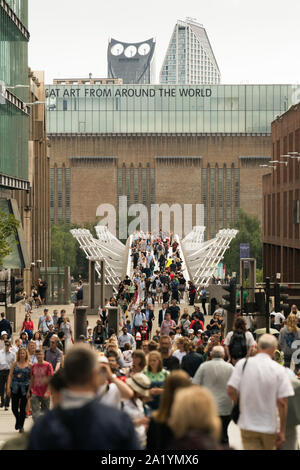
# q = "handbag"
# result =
<box><xmin>231</xmin><ymin>358</ymin><xmax>248</xmax><ymax>424</ymax></box>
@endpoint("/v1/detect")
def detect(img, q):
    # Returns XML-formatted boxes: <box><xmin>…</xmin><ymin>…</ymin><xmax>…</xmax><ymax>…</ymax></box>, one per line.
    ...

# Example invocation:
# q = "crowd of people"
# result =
<box><xmin>0</xmin><ymin>232</ymin><xmax>299</xmax><ymax>451</ymax></box>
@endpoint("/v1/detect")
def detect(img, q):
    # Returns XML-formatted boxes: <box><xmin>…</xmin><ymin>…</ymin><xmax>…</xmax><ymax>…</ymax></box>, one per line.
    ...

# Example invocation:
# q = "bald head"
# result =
<box><xmin>258</xmin><ymin>334</ymin><xmax>277</xmax><ymax>354</ymax></box>
<box><xmin>211</xmin><ymin>346</ymin><xmax>225</xmax><ymax>359</ymax></box>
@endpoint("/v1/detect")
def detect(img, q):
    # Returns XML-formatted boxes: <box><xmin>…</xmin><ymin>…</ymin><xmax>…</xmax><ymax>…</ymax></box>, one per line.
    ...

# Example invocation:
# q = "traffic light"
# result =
<box><xmin>274</xmin><ymin>283</ymin><xmax>289</xmax><ymax>314</ymax></box>
<box><xmin>10</xmin><ymin>276</ymin><xmax>24</xmax><ymax>304</ymax></box>
<box><xmin>222</xmin><ymin>279</ymin><xmax>237</xmax><ymax>315</ymax></box>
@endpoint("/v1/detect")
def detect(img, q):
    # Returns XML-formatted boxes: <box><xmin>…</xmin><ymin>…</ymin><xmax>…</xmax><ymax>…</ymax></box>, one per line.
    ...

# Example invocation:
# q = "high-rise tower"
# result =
<box><xmin>108</xmin><ymin>38</ymin><xmax>155</xmax><ymax>84</ymax></box>
<box><xmin>160</xmin><ymin>18</ymin><xmax>221</xmax><ymax>85</ymax></box>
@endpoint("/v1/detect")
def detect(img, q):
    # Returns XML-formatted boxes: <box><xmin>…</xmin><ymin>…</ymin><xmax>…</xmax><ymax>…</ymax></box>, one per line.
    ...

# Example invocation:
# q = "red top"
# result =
<box><xmin>22</xmin><ymin>320</ymin><xmax>34</xmax><ymax>331</ymax></box>
<box><xmin>31</xmin><ymin>361</ymin><xmax>53</xmax><ymax>397</ymax></box>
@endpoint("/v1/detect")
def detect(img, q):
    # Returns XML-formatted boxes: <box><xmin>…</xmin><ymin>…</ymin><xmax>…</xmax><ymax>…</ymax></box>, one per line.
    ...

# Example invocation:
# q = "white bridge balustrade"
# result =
<box><xmin>180</xmin><ymin>228</ymin><xmax>238</xmax><ymax>289</ymax></box>
<box><xmin>71</xmin><ymin>226</ymin><xmax>237</xmax><ymax>294</ymax></box>
<box><xmin>70</xmin><ymin>227</ymin><xmax>126</xmax><ymax>291</ymax></box>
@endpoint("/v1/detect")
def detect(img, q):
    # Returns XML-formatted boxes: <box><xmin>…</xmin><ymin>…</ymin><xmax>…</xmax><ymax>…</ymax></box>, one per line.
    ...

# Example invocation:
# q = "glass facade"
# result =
<box><xmin>160</xmin><ymin>19</ymin><xmax>221</xmax><ymax>85</ymax></box>
<box><xmin>46</xmin><ymin>84</ymin><xmax>294</xmax><ymax>135</ymax></box>
<box><xmin>0</xmin><ymin>0</ymin><xmax>29</xmax><ymax>183</ymax></box>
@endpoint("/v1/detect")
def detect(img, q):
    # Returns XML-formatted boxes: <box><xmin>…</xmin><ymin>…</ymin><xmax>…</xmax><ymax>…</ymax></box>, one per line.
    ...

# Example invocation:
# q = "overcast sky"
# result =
<box><xmin>29</xmin><ymin>0</ymin><xmax>300</xmax><ymax>85</ymax></box>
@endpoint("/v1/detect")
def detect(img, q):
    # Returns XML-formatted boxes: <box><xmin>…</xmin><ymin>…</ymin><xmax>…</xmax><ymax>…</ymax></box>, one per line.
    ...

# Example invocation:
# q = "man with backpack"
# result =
<box><xmin>223</xmin><ymin>317</ymin><xmax>256</xmax><ymax>365</ymax></box>
<box><xmin>189</xmin><ymin>315</ymin><xmax>204</xmax><ymax>335</ymax></box>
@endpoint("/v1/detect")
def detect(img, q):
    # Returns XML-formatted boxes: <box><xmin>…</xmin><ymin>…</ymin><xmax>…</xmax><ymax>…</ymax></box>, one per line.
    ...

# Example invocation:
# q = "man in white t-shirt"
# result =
<box><xmin>227</xmin><ymin>334</ymin><xmax>294</xmax><ymax>450</ymax></box>
<box><xmin>97</xmin><ymin>357</ymin><xmax>133</xmax><ymax>409</ymax></box>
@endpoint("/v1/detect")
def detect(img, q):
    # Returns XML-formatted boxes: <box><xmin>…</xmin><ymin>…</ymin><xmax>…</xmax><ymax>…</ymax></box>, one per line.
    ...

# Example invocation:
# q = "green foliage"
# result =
<box><xmin>51</xmin><ymin>221</ymin><xmax>99</xmax><ymax>281</ymax></box>
<box><xmin>0</xmin><ymin>210</ymin><xmax>20</xmax><ymax>267</ymax></box>
<box><xmin>223</xmin><ymin>209</ymin><xmax>262</xmax><ymax>276</ymax></box>
<box><xmin>256</xmin><ymin>268</ymin><xmax>263</xmax><ymax>284</ymax></box>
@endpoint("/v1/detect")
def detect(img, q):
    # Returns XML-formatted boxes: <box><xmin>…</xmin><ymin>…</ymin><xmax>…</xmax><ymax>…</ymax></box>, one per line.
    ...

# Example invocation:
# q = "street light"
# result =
<box><xmin>6</xmin><ymin>85</ymin><xmax>30</xmax><ymax>89</ymax></box>
<box><xmin>281</xmin><ymin>154</ymin><xmax>300</xmax><ymax>162</ymax></box>
<box><xmin>24</xmin><ymin>101</ymin><xmax>46</xmax><ymax>106</ymax></box>
<box><xmin>269</xmin><ymin>160</ymin><xmax>288</xmax><ymax>166</ymax></box>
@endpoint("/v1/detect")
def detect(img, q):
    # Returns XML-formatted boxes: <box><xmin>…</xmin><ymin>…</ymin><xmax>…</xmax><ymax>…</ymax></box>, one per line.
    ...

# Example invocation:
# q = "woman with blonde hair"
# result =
<box><xmin>278</xmin><ymin>313</ymin><xmax>300</xmax><ymax>372</ymax></box>
<box><xmin>146</xmin><ymin>370</ymin><xmax>191</xmax><ymax>450</ymax></box>
<box><xmin>144</xmin><ymin>351</ymin><xmax>169</xmax><ymax>413</ymax></box>
<box><xmin>7</xmin><ymin>348</ymin><xmax>31</xmax><ymax>433</ymax></box>
<box><xmin>167</xmin><ymin>385</ymin><xmax>224</xmax><ymax>450</ymax></box>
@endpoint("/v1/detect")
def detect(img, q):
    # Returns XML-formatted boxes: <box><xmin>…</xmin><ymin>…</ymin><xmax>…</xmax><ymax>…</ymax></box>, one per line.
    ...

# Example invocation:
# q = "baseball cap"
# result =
<box><xmin>1</xmin><ymin>331</ymin><xmax>8</xmax><ymax>336</ymax></box>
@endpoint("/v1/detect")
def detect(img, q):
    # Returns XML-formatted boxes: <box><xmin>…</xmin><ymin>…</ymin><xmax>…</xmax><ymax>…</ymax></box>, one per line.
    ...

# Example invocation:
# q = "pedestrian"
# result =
<box><xmin>27</xmin><ymin>345</ymin><xmax>140</xmax><ymax>450</ymax></box>
<box><xmin>224</xmin><ymin>316</ymin><xmax>256</xmax><ymax>365</ymax></box>
<box><xmin>59</xmin><ymin>316</ymin><xmax>74</xmax><ymax>350</ymax></box>
<box><xmin>227</xmin><ymin>334</ymin><xmax>295</xmax><ymax>450</ymax></box>
<box><xmin>27</xmin><ymin>341</ymin><xmax>38</xmax><ymax>365</ymax></box>
<box><xmin>123</xmin><ymin>373</ymin><xmax>151</xmax><ymax>449</ymax></box>
<box><xmin>144</xmin><ymin>351</ymin><xmax>169</xmax><ymax>413</ymax></box>
<box><xmin>28</xmin><ymin>349</ymin><xmax>53</xmax><ymax>422</ymax></box>
<box><xmin>181</xmin><ymin>340</ymin><xmax>204</xmax><ymax>378</ymax></box>
<box><xmin>278</xmin><ymin>314</ymin><xmax>300</xmax><ymax>373</ymax></box>
<box><xmin>172</xmin><ymin>337</ymin><xmax>189</xmax><ymax>364</ymax></box>
<box><xmin>192</xmin><ymin>346</ymin><xmax>234</xmax><ymax>444</ymax></box>
<box><xmin>7</xmin><ymin>348</ymin><xmax>31</xmax><ymax>433</ymax></box>
<box><xmin>93</xmin><ymin>320</ymin><xmax>105</xmax><ymax>350</ymax></box>
<box><xmin>40</xmin><ymin>312</ymin><xmax>54</xmax><ymax>338</ymax></box>
<box><xmin>0</xmin><ymin>312</ymin><xmax>12</xmax><ymax>339</ymax></box>
<box><xmin>0</xmin><ymin>331</ymin><xmax>9</xmax><ymax>351</ymax></box>
<box><xmin>0</xmin><ymin>339</ymin><xmax>15</xmax><ymax>410</ymax></box>
<box><xmin>37</xmin><ymin>278</ymin><xmax>47</xmax><ymax>305</ymax></box>
<box><xmin>146</xmin><ymin>370</ymin><xmax>191</xmax><ymax>450</ymax></box>
<box><xmin>167</xmin><ymin>299</ymin><xmax>180</xmax><ymax>324</ymax></box>
<box><xmin>20</xmin><ymin>313</ymin><xmax>34</xmax><ymax>341</ymax></box>
<box><xmin>42</xmin><ymin>324</ymin><xmax>56</xmax><ymax>348</ymax></box>
<box><xmin>159</xmin><ymin>335</ymin><xmax>180</xmax><ymax>371</ymax></box>
<box><xmin>32</xmin><ymin>331</ymin><xmax>43</xmax><ymax>350</ymax></box>
<box><xmin>188</xmin><ymin>281</ymin><xmax>196</xmax><ymax>306</ymax></box>
<box><xmin>160</xmin><ymin>313</ymin><xmax>176</xmax><ymax>337</ymax></box>
<box><xmin>97</xmin><ymin>356</ymin><xmax>133</xmax><ymax>409</ymax></box>
<box><xmin>200</xmin><ymin>286</ymin><xmax>207</xmax><ymax>315</ymax></box>
<box><xmin>130</xmin><ymin>350</ymin><xmax>147</xmax><ymax>375</ymax></box>
<box><xmin>20</xmin><ymin>332</ymin><xmax>29</xmax><ymax>349</ymax></box>
<box><xmin>44</xmin><ymin>336</ymin><xmax>63</xmax><ymax>373</ymax></box>
<box><xmin>167</xmin><ymin>386</ymin><xmax>223</xmax><ymax>450</ymax></box>
<box><xmin>118</xmin><ymin>326</ymin><xmax>135</xmax><ymax>352</ymax></box>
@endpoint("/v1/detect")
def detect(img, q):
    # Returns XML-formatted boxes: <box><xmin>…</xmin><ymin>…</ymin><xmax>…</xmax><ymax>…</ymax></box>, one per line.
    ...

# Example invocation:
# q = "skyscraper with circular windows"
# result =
<box><xmin>108</xmin><ymin>38</ymin><xmax>155</xmax><ymax>84</ymax></box>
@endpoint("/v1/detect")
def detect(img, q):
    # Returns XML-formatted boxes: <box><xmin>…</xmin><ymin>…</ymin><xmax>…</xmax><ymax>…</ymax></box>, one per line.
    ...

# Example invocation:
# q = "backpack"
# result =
<box><xmin>229</xmin><ymin>331</ymin><xmax>247</xmax><ymax>359</ymax></box>
<box><xmin>192</xmin><ymin>320</ymin><xmax>202</xmax><ymax>333</ymax></box>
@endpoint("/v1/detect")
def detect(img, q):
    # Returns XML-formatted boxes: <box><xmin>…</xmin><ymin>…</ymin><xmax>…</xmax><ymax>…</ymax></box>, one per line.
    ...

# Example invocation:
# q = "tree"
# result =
<box><xmin>51</xmin><ymin>223</ymin><xmax>77</xmax><ymax>273</ymax></box>
<box><xmin>0</xmin><ymin>210</ymin><xmax>20</xmax><ymax>267</ymax></box>
<box><xmin>51</xmin><ymin>221</ymin><xmax>99</xmax><ymax>281</ymax></box>
<box><xmin>223</xmin><ymin>209</ymin><xmax>262</xmax><ymax>276</ymax></box>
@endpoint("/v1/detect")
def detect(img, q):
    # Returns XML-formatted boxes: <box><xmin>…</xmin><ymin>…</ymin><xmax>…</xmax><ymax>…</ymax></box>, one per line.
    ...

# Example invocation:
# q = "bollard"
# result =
<box><xmin>107</xmin><ymin>307</ymin><xmax>120</xmax><ymax>336</ymax></box>
<box><xmin>74</xmin><ymin>307</ymin><xmax>87</xmax><ymax>341</ymax></box>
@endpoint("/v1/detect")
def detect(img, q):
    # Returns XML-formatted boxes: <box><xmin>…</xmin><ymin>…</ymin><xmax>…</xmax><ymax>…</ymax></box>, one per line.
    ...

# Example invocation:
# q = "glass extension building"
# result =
<box><xmin>46</xmin><ymin>82</ymin><xmax>296</xmax><ymax>239</ymax></box>
<box><xmin>0</xmin><ymin>0</ymin><xmax>30</xmax><ymax>190</ymax></box>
